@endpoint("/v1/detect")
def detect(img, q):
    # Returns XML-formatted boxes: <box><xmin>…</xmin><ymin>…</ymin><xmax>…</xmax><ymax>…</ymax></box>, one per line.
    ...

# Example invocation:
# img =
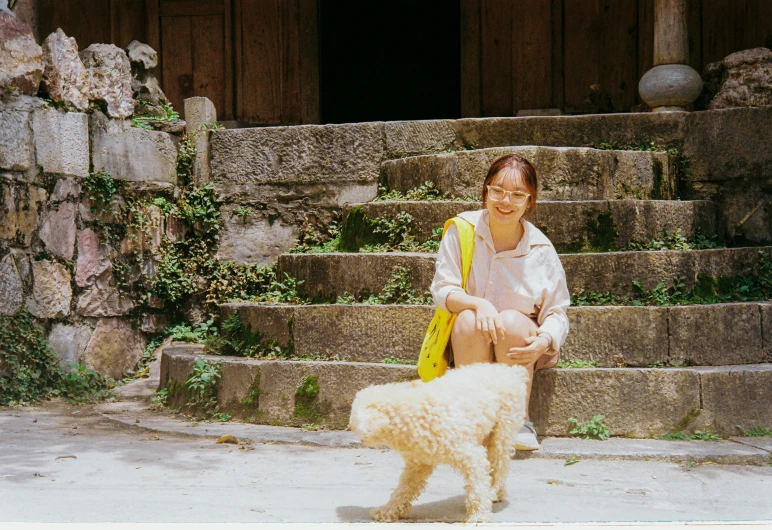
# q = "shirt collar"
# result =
<box><xmin>456</xmin><ymin>209</ymin><xmax>551</xmax><ymax>256</ymax></box>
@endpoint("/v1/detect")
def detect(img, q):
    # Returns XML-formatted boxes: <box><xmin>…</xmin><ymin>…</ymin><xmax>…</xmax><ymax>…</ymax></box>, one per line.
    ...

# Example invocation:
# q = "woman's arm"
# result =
<box><xmin>535</xmin><ymin>246</ymin><xmax>571</xmax><ymax>358</ymax></box>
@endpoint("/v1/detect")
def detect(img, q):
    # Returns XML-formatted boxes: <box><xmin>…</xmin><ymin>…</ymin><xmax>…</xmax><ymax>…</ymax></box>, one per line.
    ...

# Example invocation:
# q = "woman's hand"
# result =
<box><xmin>474</xmin><ymin>299</ymin><xmax>505</xmax><ymax>345</ymax></box>
<box><xmin>507</xmin><ymin>335</ymin><xmax>550</xmax><ymax>366</ymax></box>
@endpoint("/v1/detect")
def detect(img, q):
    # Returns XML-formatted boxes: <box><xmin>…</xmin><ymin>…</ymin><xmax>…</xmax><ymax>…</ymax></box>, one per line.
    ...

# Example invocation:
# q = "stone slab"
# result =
<box><xmin>32</xmin><ymin>109</ymin><xmax>89</xmax><ymax>177</ymax></box>
<box><xmin>381</xmin><ymin>147</ymin><xmax>676</xmax><ymax>201</ymax></box>
<box><xmin>293</xmin><ymin>304</ymin><xmax>435</xmax><ymax>362</ymax></box>
<box><xmin>91</xmin><ymin>111</ymin><xmax>177</xmax><ymax>184</ymax></box>
<box><xmin>762</xmin><ymin>302</ymin><xmax>772</xmax><ymax>362</ymax></box>
<box><xmin>530</xmin><ymin>368</ymin><xmax>701</xmax><ymax>438</ymax></box>
<box><xmin>76</xmin><ymin>286</ymin><xmax>134</xmax><ymax>317</ymax></box>
<box><xmin>0</xmin><ymin>180</ymin><xmax>46</xmax><ymax>246</ymax></box>
<box><xmin>84</xmin><ymin>318</ymin><xmax>146</xmax><ymax>380</ymax></box>
<box><xmin>221</xmin><ymin>303</ymin><xmax>296</xmax><ymax>349</ymax></box>
<box><xmin>209</xmin><ymin>122</ymin><xmax>385</xmax><ymax>201</ymax></box>
<box><xmin>696</xmin><ymin>364</ymin><xmax>772</xmax><ymax>436</ymax></box>
<box><xmin>668</xmin><ymin>304</ymin><xmax>764</xmax><ymax>366</ymax></box>
<box><xmin>350</xmin><ymin>200</ymin><xmax>717</xmax><ymax>253</ymax></box>
<box><xmin>48</xmin><ymin>323</ymin><xmax>92</xmax><ymax>371</ymax></box>
<box><xmin>279</xmin><ymin>246</ymin><xmax>772</xmax><ymax>299</ymax></box>
<box><xmin>0</xmin><ymin>105</ymin><xmax>34</xmax><ymax>171</ymax></box>
<box><xmin>25</xmin><ymin>259</ymin><xmax>71</xmax><ymax>319</ymax></box>
<box><xmin>531</xmin><ymin>437</ymin><xmax>770</xmax><ymax>465</ymax></box>
<box><xmin>561</xmin><ymin>306</ymin><xmax>667</xmax><ymax>367</ymax></box>
<box><xmin>0</xmin><ymin>253</ymin><xmax>23</xmax><ymax>315</ymax></box>
<box><xmin>38</xmin><ymin>201</ymin><xmax>77</xmax><ymax>260</ymax></box>
<box><xmin>729</xmin><ymin>436</ymin><xmax>772</xmax><ymax>452</ymax></box>
<box><xmin>217</xmin><ymin>207</ymin><xmax>298</xmax><ymax>266</ymax></box>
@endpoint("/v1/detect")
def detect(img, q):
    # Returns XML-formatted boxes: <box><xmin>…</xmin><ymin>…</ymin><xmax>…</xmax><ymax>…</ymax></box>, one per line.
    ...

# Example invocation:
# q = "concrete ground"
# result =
<box><xmin>2</xmin><ymin>400</ymin><xmax>772</xmax><ymax>524</ymax></box>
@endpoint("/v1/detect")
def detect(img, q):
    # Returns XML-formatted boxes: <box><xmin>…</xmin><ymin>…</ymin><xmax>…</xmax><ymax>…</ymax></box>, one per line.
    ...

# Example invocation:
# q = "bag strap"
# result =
<box><xmin>442</xmin><ymin>217</ymin><xmax>475</xmax><ymax>290</ymax></box>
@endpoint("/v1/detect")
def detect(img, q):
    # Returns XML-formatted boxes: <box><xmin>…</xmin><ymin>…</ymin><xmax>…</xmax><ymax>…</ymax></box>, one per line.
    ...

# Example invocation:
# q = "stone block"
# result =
<box><xmin>48</xmin><ymin>323</ymin><xmax>92</xmax><ymax>371</ymax></box>
<box><xmin>76</xmin><ymin>286</ymin><xmax>134</xmax><ymax>317</ymax></box>
<box><xmin>561</xmin><ymin>307</ymin><xmax>668</xmax><ymax>367</ymax></box>
<box><xmin>140</xmin><ymin>313</ymin><xmax>170</xmax><ymax>334</ymax></box>
<box><xmin>75</xmin><ymin>228</ymin><xmax>113</xmax><ymax>287</ymax></box>
<box><xmin>41</xmin><ymin>29</ymin><xmax>89</xmax><ymax>111</ymax></box>
<box><xmin>32</xmin><ymin>108</ymin><xmax>89</xmax><ymax>177</ymax></box>
<box><xmin>38</xmin><ymin>202</ymin><xmax>77</xmax><ymax>260</ymax></box>
<box><xmin>277</xmin><ymin>252</ymin><xmax>436</xmax><ymax>301</ymax></box>
<box><xmin>50</xmin><ymin>178</ymin><xmax>81</xmax><ymax>202</ymax></box>
<box><xmin>607</xmin><ymin>200</ymin><xmax>716</xmax><ymax>247</ymax></box>
<box><xmin>381</xmin><ymin>153</ymin><xmax>458</xmax><ymax>196</ymax></box>
<box><xmin>0</xmin><ymin>181</ymin><xmax>45</xmax><ymax>246</ymax></box>
<box><xmin>450</xmin><ymin>112</ymin><xmax>688</xmax><ymax>152</ymax></box>
<box><xmin>25</xmin><ymin>259</ymin><xmax>72</xmax><ymax>319</ymax></box>
<box><xmin>184</xmin><ymin>96</ymin><xmax>217</xmax><ymax>184</ymax></box>
<box><xmin>762</xmin><ymin>303</ymin><xmax>772</xmax><ymax>361</ymax></box>
<box><xmin>221</xmin><ymin>303</ymin><xmax>296</xmax><ymax>349</ymax></box>
<box><xmin>79</xmin><ymin>44</ymin><xmax>134</xmax><ymax>119</ymax></box>
<box><xmin>530</xmin><ymin>368</ymin><xmax>701</xmax><ymax>437</ymax></box>
<box><xmin>0</xmin><ymin>253</ymin><xmax>23</xmax><ymax>315</ymax></box>
<box><xmin>0</xmin><ymin>104</ymin><xmax>34</xmax><ymax>171</ymax></box>
<box><xmin>209</xmin><ymin>122</ymin><xmax>385</xmax><ymax>201</ymax></box>
<box><xmin>293</xmin><ymin>305</ymin><xmax>435</xmax><ymax>362</ymax></box>
<box><xmin>84</xmin><ymin>318</ymin><xmax>146</xmax><ymax>379</ymax></box>
<box><xmin>91</xmin><ymin>111</ymin><xmax>177</xmax><ymax>184</ymax></box>
<box><xmin>668</xmin><ymin>304</ymin><xmax>764</xmax><ymax>366</ymax></box>
<box><xmin>217</xmin><ymin>208</ymin><xmax>298</xmax><ymax>266</ymax></box>
<box><xmin>217</xmin><ymin>360</ymin><xmax>261</xmax><ymax>411</ymax></box>
<box><xmin>0</xmin><ymin>13</ymin><xmax>42</xmax><ymax>95</ymax></box>
<box><xmin>383</xmin><ymin>120</ymin><xmax>457</xmax><ymax>157</ymax></box>
<box><xmin>697</xmin><ymin>365</ymin><xmax>772</xmax><ymax>436</ymax></box>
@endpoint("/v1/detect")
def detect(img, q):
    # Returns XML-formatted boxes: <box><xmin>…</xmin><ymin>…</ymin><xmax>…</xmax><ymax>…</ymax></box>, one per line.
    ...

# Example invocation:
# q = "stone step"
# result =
<box><xmin>277</xmin><ymin>246</ymin><xmax>772</xmax><ymax>299</ymax></box>
<box><xmin>160</xmin><ymin>346</ymin><xmax>772</xmax><ymax>438</ymax></box>
<box><xmin>220</xmin><ymin>302</ymin><xmax>771</xmax><ymax>368</ymax></box>
<box><xmin>381</xmin><ymin>146</ymin><xmax>677</xmax><ymax>201</ymax></box>
<box><xmin>342</xmin><ymin>199</ymin><xmax>717</xmax><ymax>253</ymax></box>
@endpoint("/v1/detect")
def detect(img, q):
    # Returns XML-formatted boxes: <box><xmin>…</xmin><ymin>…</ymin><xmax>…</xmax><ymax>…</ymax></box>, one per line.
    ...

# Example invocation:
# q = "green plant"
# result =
<box><xmin>564</xmin><ymin>456</ymin><xmax>581</xmax><ymax>466</ymax></box>
<box><xmin>0</xmin><ymin>311</ymin><xmax>115</xmax><ymax>406</ymax></box>
<box><xmin>626</xmin><ymin>230</ymin><xmax>719</xmax><ymax>252</ymax></box>
<box><xmin>132</xmin><ymin>100</ymin><xmax>181</xmax><ymax>130</ymax></box>
<box><xmin>556</xmin><ymin>359</ymin><xmax>599</xmax><ymax>368</ymax></box>
<box><xmin>234</xmin><ymin>206</ymin><xmax>254</xmax><ymax>222</ymax></box>
<box><xmin>82</xmin><ymin>169</ymin><xmax>125</xmax><ymax>213</ymax></box>
<box><xmin>381</xmin><ymin>356</ymin><xmax>418</xmax><ymax>365</ymax></box>
<box><xmin>185</xmin><ymin>357</ymin><xmax>222</xmax><ymax>416</ymax></box>
<box><xmin>736</xmin><ymin>425</ymin><xmax>772</xmax><ymax>437</ymax></box>
<box><xmin>568</xmin><ymin>415</ymin><xmax>611</xmax><ymax>440</ymax></box>
<box><xmin>657</xmin><ymin>429</ymin><xmax>721</xmax><ymax>441</ymax></box>
<box><xmin>151</xmin><ymin>387</ymin><xmax>169</xmax><ymax>410</ymax></box>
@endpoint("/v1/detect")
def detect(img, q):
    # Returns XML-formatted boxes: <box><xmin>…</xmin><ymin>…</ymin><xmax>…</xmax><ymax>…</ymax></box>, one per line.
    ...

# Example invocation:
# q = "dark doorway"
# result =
<box><xmin>319</xmin><ymin>0</ymin><xmax>461</xmax><ymax>124</ymax></box>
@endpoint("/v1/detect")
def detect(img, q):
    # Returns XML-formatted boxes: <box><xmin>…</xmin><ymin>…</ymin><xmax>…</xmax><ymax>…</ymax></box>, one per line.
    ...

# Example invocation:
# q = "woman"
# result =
<box><xmin>430</xmin><ymin>154</ymin><xmax>570</xmax><ymax>451</ymax></box>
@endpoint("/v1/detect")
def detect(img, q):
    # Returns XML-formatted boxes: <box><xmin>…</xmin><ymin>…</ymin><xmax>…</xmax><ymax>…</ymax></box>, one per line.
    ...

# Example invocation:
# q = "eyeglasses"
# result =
<box><xmin>486</xmin><ymin>185</ymin><xmax>530</xmax><ymax>205</ymax></box>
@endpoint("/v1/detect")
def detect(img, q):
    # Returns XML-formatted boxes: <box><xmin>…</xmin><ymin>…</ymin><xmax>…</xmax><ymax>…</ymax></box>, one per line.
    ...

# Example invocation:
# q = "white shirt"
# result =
<box><xmin>430</xmin><ymin>210</ymin><xmax>570</xmax><ymax>355</ymax></box>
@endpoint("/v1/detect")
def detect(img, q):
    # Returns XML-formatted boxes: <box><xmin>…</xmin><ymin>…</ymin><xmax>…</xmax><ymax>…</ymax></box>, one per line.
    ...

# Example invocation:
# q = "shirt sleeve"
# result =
<box><xmin>430</xmin><ymin>223</ymin><xmax>466</xmax><ymax>312</ymax></box>
<box><xmin>535</xmin><ymin>245</ymin><xmax>570</xmax><ymax>359</ymax></box>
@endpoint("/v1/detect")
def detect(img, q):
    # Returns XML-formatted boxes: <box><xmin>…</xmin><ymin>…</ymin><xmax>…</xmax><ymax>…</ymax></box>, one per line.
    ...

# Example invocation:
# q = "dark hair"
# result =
<box><xmin>481</xmin><ymin>155</ymin><xmax>538</xmax><ymax>216</ymax></box>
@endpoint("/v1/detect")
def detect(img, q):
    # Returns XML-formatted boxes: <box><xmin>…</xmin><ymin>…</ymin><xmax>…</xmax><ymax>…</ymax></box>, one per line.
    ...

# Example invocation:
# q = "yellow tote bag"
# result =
<box><xmin>417</xmin><ymin>217</ymin><xmax>475</xmax><ymax>382</ymax></box>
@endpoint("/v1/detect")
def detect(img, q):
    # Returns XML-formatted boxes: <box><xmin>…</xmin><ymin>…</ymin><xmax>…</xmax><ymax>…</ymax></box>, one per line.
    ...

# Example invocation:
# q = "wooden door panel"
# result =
<box><xmin>512</xmin><ymin>0</ymin><xmax>553</xmax><ymax>111</ymax></box>
<box><xmin>481</xmin><ymin>0</ymin><xmax>513</xmax><ymax>117</ymax></box>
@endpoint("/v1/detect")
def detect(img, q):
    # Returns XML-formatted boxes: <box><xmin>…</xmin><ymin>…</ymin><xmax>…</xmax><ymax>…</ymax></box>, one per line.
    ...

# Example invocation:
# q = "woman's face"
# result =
<box><xmin>485</xmin><ymin>169</ymin><xmax>531</xmax><ymax>228</ymax></box>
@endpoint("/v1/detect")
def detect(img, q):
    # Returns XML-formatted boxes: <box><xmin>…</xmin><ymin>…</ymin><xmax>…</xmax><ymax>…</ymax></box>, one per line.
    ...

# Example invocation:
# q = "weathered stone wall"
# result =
<box><xmin>0</xmin><ymin>93</ymin><xmax>183</xmax><ymax>379</ymax></box>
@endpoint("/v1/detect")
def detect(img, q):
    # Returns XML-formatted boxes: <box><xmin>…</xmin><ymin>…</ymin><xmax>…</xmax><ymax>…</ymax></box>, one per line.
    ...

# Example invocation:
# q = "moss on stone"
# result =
<box><xmin>294</xmin><ymin>374</ymin><xmax>322</xmax><ymax>421</ymax></box>
<box><xmin>339</xmin><ymin>206</ymin><xmax>385</xmax><ymax>251</ymax></box>
<box><xmin>240</xmin><ymin>373</ymin><xmax>261</xmax><ymax>407</ymax></box>
<box><xmin>674</xmin><ymin>408</ymin><xmax>702</xmax><ymax>432</ymax></box>
<box><xmin>586</xmin><ymin>210</ymin><xmax>619</xmax><ymax>252</ymax></box>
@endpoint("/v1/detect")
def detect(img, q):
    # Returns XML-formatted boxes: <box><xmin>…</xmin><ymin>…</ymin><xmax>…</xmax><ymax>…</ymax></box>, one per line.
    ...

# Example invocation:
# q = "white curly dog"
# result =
<box><xmin>349</xmin><ymin>362</ymin><xmax>529</xmax><ymax>523</ymax></box>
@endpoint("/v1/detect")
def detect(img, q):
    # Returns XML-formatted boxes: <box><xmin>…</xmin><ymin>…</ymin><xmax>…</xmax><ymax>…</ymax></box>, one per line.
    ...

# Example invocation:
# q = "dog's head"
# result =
<box><xmin>349</xmin><ymin>386</ymin><xmax>394</xmax><ymax>447</ymax></box>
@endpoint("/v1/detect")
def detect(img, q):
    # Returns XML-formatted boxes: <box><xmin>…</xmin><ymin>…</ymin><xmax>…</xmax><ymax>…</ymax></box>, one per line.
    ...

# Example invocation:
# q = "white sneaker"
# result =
<box><xmin>514</xmin><ymin>420</ymin><xmax>540</xmax><ymax>451</ymax></box>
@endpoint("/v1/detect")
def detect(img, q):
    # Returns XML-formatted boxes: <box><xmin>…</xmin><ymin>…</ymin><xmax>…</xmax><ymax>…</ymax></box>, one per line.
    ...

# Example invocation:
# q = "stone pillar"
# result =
<box><xmin>638</xmin><ymin>0</ymin><xmax>702</xmax><ymax>112</ymax></box>
<box><xmin>184</xmin><ymin>96</ymin><xmax>217</xmax><ymax>184</ymax></box>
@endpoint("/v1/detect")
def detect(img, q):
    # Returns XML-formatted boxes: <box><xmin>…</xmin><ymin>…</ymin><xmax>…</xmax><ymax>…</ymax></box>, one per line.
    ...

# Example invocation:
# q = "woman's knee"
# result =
<box><xmin>452</xmin><ymin>309</ymin><xmax>478</xmax><ymax>337</ymax></box>
<box><xmin>498</xmin><ymin>310</ymin><xmax>537</xmax><ymax>340</ymax></box>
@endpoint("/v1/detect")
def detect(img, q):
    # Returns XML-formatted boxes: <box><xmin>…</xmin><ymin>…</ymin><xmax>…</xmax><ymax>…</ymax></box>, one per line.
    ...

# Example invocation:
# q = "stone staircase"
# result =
<box><xmin>161</xmin><ymin>117</ymin><xmax>772</xmax><ymax>441</ymax></box>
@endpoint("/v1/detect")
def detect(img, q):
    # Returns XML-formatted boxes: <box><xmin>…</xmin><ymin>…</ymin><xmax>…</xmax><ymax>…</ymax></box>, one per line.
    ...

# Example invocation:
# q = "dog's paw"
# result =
<box><xmin>494</xmin><ymin>488</ymin><xmax>507</xmax><ymax>503</ymax></box>
<box><xmin>466</xmin><ymin>511</ymin><xmax>494</xmax><ymax>524</ymax></box>
<box><xmin>371</xmin><ymin>504</ymin><xmax>409</xmax><ymax>522</ymax></box>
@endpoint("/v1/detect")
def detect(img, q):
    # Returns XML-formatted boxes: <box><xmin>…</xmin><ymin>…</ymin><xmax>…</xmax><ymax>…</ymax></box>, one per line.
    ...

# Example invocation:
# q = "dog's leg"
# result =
<box><xmin>487</xmin><ymin>421</ymin><xmax>512</xmax><ymax>502</ymax></box>
<box><xmin>452</xmin><ymin>445</ymin><xmax>496</xmax><ymax>523</ymax></box>
<box><xmin>371</xmin><ymin>459</ymin><xmax>434</xmax><ymax>522</ymax></box>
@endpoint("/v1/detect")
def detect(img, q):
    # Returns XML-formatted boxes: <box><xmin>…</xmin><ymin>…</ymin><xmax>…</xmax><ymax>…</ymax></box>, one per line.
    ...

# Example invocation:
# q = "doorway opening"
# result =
<box><xmin>319</xmin><ymin>0</ymin><xmax>461</xmax><ymax>124</ymax></box>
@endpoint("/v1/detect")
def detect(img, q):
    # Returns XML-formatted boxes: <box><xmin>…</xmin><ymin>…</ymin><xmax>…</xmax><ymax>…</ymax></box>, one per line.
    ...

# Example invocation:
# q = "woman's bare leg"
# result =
<box><xmin>492</xmin><ymin>310</ymin><xmax>538</xmax><ymax>420</ymax></box>
<box><xmin>451</xmin><ymin>309</ymin><xmax>493</xmax><ymax>366</ymax></box>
